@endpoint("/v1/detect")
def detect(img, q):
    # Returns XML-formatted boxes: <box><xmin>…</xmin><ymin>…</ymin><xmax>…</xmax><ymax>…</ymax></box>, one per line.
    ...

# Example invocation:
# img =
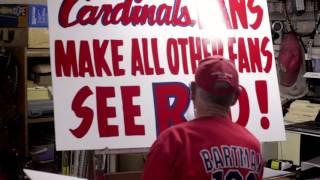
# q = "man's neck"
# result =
<box><xmin>195</xmin><ymin>103</ymin><xmax>230</xmax><ymax>119</ymax></box>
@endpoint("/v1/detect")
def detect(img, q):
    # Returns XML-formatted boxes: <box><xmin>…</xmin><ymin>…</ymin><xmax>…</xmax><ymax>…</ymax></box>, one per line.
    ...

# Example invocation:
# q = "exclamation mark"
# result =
<box><xmin>255</xmin><ymin>80</ymin><xmax>270</xmax><ymax>129</ymax></box>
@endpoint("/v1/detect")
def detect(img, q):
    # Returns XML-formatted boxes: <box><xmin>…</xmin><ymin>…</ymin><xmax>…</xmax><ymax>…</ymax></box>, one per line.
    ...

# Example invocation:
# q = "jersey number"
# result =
<box><xmin>212</xmin><ymin>170</ymin><xmax>257</xmax><ymax>180</ymax></box>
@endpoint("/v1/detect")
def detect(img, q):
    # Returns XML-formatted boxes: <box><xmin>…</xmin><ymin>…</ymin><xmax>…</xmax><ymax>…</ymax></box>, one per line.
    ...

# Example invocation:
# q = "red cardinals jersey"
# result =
<box><xmin>142</xmin><ymin>116</ymin><xmax>264</xmax><ymax>180</ymax></box>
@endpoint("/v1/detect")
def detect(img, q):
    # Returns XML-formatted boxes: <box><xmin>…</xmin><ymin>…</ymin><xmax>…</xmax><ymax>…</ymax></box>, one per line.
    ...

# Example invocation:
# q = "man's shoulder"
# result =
<box><xmin>234</xmin><ymin>126</ymin><xmax>261</xmax><ymax>150</ymax></box>
<box><xmin>158</xmin><ymin>122</ymin><xmax>187</xmax><ymax>138</ymax></box>
<box><xmin>236</xmin><ymin>124</ymin><xmax>260</xmax><ymax>142</ymax></box>
<box><xmin>155</xmin><ymin>121</ymin><xmax>194</xmax><ymax>145</ymax></box>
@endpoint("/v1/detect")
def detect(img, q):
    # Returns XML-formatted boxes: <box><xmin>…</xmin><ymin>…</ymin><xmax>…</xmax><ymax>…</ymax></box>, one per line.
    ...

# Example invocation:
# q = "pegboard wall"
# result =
<box><xmin>267</xmin><ymin>0</ymin><xmax>320</xmax><ymax>47</ymax></box>
<box><xmin>267</xmin><ymin>0</ymin><xmax>320</xmax><ymax>100</ymax></box>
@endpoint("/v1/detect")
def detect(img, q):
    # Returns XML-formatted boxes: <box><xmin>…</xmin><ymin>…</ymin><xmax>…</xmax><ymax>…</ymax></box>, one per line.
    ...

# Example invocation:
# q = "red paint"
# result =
<box><xmin>121</xmin><ymin>86</ymin><xmax>145</xmax><ymax>136</ymax></box>
<box><xmin>178</xmin><ymin>38</ymin><xmax>189</xmax><ymax>74</ymax></box>
<box><xmin>247</xmin><ymin>0</ymin><xmax>263</xmax><ymax>29</ymax></box>
<box><xmin>55</xmin><ymin>40</ymin><xmax>78</xmax><ymax>77</ymax></box>
<box><xmin>211</xmin><ymin>39</ymin><xmax>224</xmax><ymax>56</ymax></box>
<box><xmin>229</xmin><ymin>0</ymin><xmax>249</xmax><ymax>29</ymax></box>
<box><xmin>93</xmin><ymin>39</ymin><xmax>112</xmax><ymax>76</ymax></box>
<box><xmin>167</xmin><ymin>38</ymin><xmax>180</xmax><ymax>75</ymax></box>
<box><xmin>228</xmin><ymin>37</ymin><xmax>273</xmax><ymax>73</ymax></box>
<box><xmin>142</xmin><ymin>38</ymin><xmax>154</xmax><ymax>75</ymax></box>
<box><xmin>202</xmin><ymin>38</ymin><xmax>211</xmax><ymax>58</ymax></box>
<box><xmin>96</xmin><ymin>87</ymin><xmax>119</xmax><ymax>137</ymax></box>
<box><xmin>151</xmin><ymin>38</ymin><xmax>165</xmax><ymax>75</ymax></box>
<box><xmin>261</xmin><ymin>37</ymin><xmax>273</xmax><ymax>73</ymax></box>
<box><xmin>189</xmin><ymin>37</ymin><xmax>202</xmax><ymax>74</ymax></box>
<box><xmin>227</xmin><ymin>0</ymin><xmax>263</xmax><ymax>29</ymax></box>
<box><xmin>70</xmin><ymin>86</ymin><xmax>94</xmax><ymax>138</ymax></box>
<box><xmin>228</xmin><ymin>37</ymin><xmax>237</xmax><ymax>63</ymax></box>
<box><xmin>238</xmin><ymin>37</ymin><xmax>250</xmax><ymax>72</ymax></box>
<box><xmin>153</xmin><ymin>83</ymin><xmax>190</xmax><ymax>135</ymax></box>
<box><xmin>247</xmin><ymin>38</ymin><xmax>262</xmax><ymax>73</ymax></box>
<box><xmin>234</xmin><ymin>85</ymin><xmax>250</xmax><ymax>127</ymax></box>
<box><xmin>131</xmin><ymin>38</ymin><xmax>165</xmax><ymax>76</ymax></box>
<box><xmin>55</xmin><ymin>40</ymin><xmax>124</xmax><ymax>77</ymax></box>
<box><xmin>79</xmin><ymin>40</ymin><xmax>95</xmax><ymax>77</ymax></box>
<box><xmin>111</xmin><ymin>40</ymin><xmax>125</xmax><ymax>76</ymax></box>
<box><xmin>261</xmin><ymin>117</ymin><xmax>270</xmax><ymax>130</ymax></box>
<box><xmin>58</xmin><ymin>0</ymin><xmax>196</xmax><ymax>28</ymax></box>
<box><xmin>70</xmin><ymin>85</ymin><xmax>145</xmax><ymax>138</ymax></box>
<box><xmin>131</xmin><ymin>38</ymin><xmax>145</xmax><ymax>75</ymax></box>
<box><xmin>255</xmin><ymin>81</ymin><xmax>269</xmax><ymax>129</ymax></box>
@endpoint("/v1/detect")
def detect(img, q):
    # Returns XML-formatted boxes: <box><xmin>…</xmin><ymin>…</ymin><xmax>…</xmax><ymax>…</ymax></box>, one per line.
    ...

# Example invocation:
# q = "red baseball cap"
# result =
<box><xmin>195</xmin><ymin>56</ymin><xmax>239</xmax><ymax>95</ymax></box>
<box><xmin>278</xmin><ymin>32</ymin><xmax>302</xmax><ymax>87</ymax></box>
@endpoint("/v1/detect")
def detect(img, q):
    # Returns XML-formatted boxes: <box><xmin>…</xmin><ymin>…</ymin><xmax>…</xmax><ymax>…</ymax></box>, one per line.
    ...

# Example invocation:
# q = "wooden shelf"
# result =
<box><xmin>28</xmin><ymin>117</ymin><xmax>54</xmax><ymax>124</ymax></box>
<box><xmin>301</xmin><ymin>156</ymin><xmax>320</xmax><ymax>171</ymax></box>
<box><xmin>27</xmin><ymin>49</ymin><xmax>50</xmax><ymax>58</ymax></box>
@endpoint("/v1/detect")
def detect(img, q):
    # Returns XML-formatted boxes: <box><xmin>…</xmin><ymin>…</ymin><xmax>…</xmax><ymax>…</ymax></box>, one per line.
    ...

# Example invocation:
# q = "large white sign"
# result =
<box><xmin>48</xmin><ymin>0</ymin><xmax>285</xmax><ymax>150</ymax></box>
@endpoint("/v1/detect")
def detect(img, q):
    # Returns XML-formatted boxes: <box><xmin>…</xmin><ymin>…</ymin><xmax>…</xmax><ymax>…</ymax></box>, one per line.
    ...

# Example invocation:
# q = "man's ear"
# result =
<box><xmin>190</xmin><ymin>81</ymin><xmax>196</xmax><ymax>101</ymax></box>
<box><xmin>230</xmin><ymin>86</ymin><xmax>241</xmax><ymax>105</ymax></box>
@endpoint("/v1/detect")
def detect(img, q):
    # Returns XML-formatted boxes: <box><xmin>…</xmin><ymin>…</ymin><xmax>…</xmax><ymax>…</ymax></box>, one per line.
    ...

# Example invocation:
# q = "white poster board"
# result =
<box><xmin>24</xmin><ymin>169</ymin><xmax>87</xmax><ymax>180</ymax></box>
<box><xmin>48</xmin><ymin>0</ymin><xmax>285</xmax><ymax>150</ymax></box>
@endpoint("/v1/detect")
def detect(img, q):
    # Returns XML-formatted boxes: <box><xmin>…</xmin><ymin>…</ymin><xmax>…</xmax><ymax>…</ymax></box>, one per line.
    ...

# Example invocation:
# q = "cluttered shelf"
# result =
<box><xmin>280</xmin><ymin>97</ymin><xmax>320</xmax><ymax>179</ymax></box>
<box><xmin>284</xmin><ymin>98</ymin><xmax>320</xmax><ymax>136</ymax></box>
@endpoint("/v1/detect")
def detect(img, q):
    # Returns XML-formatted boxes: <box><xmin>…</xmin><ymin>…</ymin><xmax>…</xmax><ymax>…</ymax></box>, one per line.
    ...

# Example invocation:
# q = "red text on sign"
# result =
<box><xmin>228</xmin><ymin>37</ymin><xmax>272</xmax><ymax>73</ymax></box>
<box><xmin>58</xmin><ymin>0</ymin><xmax>196</xmax><ymax>28</ymax></box>
<box><xmin>153</xmin><ymin>82</ymin><xmax>190</xmax><ymax>135</ymax></box>
<box><xmin>70</xmin><ymin>86</ymin><xmax>145</xmax><ymax>138</ymax></box>
<box><xmin>218</xmin><ymin>0</ymin><xmax>263</xmax><ymax>29</ymax></box>
<box><xmin>69</xmin><ymin>82</ymin><xmax>269</xmax><ymax>138</ymax></box>
<box><xmin>55</xmin><ymin>39</ymin><xmax>125</xmax><ymax>77</ymax></box>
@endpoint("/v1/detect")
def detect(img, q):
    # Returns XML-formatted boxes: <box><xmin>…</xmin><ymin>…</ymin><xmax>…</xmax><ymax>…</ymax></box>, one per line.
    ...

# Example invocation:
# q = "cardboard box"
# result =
<box><xmin>0</xmin><ymin>4</ymin><xmax>48</xmax><ymax>27</ymax></box>
<box><xmin>31</xmin><ymin>64</ymin><xmax>52</xmax><ymax>86</ymax></box>
<box><xmin>28</xmin><ymin>27</ymin><xmax>49</xmax><ymax>48</ymax></box>
<box><xmin>33</xmin><ymin>75</ymin><xmax>52</xmax><ymax>86</ymax></box>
